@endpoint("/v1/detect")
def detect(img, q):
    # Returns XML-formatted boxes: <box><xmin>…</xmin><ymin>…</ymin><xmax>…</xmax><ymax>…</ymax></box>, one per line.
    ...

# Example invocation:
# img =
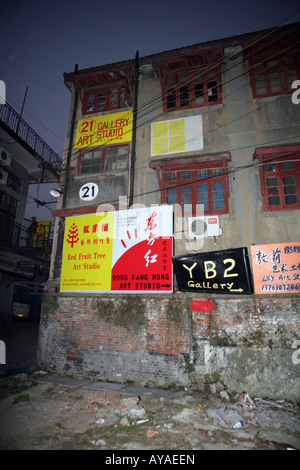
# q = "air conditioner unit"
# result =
<box><xmin>110</xmin><ymin>160</ymin><xmax>127</xmax><ymax>171</ymax></box>
<box><xmin>0</xmin><ymin>168</ymin><xmax>8</xmax><ymax>185</ymax></box>
<box><xmin>0</xmin><ymin>148</ymin><xmax>12</xmax><ymax>166</ymax></box>
<box><xmin>116</xmin><ymin>160</ymin><xmax>127</xmax><ymax>170</ymax></box>
<box><xmin>188</xmin><ymin>216</ymin><xmax>222</xmax><ymax>238</ymax></box>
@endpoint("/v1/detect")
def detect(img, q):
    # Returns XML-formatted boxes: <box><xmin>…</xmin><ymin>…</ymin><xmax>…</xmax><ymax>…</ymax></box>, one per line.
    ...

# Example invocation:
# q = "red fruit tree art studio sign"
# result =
<box><xmin>60</xmin><ymin>205</ymin><xmax>173</xmax><ymax>293</ymax></box>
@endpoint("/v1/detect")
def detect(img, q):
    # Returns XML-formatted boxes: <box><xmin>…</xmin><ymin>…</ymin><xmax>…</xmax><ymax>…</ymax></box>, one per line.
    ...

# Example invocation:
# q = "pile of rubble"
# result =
<box><xmin>205</xmin><ymin>382</ymin><xmax>300</xmax><ymax>434</ymax></box>
<box><xmin>88</xmin><ymin>384</ymin><xmax>300</xmax><ymax>449</ymax></box>
<box><xmin>1</xmin><ymin>371</ymin><xmax>299</xmax><ymax>450</ymax></box>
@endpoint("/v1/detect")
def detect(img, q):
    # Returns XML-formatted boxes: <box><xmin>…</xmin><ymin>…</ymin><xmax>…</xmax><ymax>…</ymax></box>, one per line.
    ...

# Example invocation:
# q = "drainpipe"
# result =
<box><xmin>128</xmin><ymin>51</ymin><xmax>139</xmax><ymax>208</ymax></box>
<box><xmin>62</xmin><ymin>64</ymin><xmax>79</xmax><ymax>209</ymax></box>
<box><xmin>53</xmin><ymin>64</ymin><xmax>78</xmax><ymax>279</ymax></box>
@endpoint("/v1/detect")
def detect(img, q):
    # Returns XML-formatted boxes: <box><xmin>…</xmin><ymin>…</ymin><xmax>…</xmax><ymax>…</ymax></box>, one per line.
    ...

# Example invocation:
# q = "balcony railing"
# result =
<box><xmin>0</xmin><ymin>102</ymin><xmax>62</xmax><ymax>167</ymax></box>
<box><xmin>0</xmin><ymin>217</ymin><xmax>52</xmax><ymax>257</ymax></box>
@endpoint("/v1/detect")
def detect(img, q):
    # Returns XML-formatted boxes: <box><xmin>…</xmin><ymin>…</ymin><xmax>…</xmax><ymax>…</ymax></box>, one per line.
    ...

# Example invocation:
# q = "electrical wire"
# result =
<box><xmin>2</xmin><ymin>10</ymin><xmax>300</xmax><ymax>210</ymax></box>
<box><xmin>55</xmin><ymin>14</ymin><xmax>300</xmax><ymax>175</ymax></box>
<box><xmin>71</xmin><ymin>42</ymin><xmax>300</xmax><ymax>181</ymax></box>
<box><xmin>11</xmin><ymin>10</ymin><xmax>299</xmax><ymax>170</ymax></box>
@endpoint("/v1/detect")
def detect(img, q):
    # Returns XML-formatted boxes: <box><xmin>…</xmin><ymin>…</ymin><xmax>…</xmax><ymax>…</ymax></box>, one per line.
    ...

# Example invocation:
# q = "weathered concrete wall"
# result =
<box><xmin>135</xmin><ymin>46</ymin><xmax>300</xmax><ymax>256</ymax></box>
<box><xmin>37</xmin><ymin>292</ymin><xmax>300</xmax><ymax>400</ymax></box>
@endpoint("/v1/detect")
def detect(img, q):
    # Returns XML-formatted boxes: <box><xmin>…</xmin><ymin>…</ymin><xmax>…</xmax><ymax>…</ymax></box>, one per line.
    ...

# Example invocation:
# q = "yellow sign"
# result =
<box><xmin>60</xmin><ymin>206</ymin><xmax>174</xmax><ymax>293</ymax></box>
<box><xmin>151</xmin><ymin>116</ymin><xmax>203</xmax><ymax>156</ymax></box>
<box><xmin>33</xmin><ymin>220</ymin><xmax>51</xmax><ymax>247</ymax></box>
<box><xmin>152</xmin><ymin>119</ymin><xmax>185</xmax><ymax>155</ymax></box>
<box><xmin>60</xmin><ymin>213</ymin><xmax>114</xmax><ymax>292</ymax></box>
<box><xmin>75</xmin><ymin>111</ymin><xmax>133</xmax><ymax>148</ymax></box>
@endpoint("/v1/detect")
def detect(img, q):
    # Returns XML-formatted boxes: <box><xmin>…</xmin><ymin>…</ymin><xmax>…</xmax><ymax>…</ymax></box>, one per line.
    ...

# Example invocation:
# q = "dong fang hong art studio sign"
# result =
<box><xmin>60</xmin><ymin>205</ymin><xmax>173</xmax><ymax>293</ymax></box>
<box><xmin>173</xmin><ymin>247</ymin><xmax>253</xmax><ymax>294</ymax></box>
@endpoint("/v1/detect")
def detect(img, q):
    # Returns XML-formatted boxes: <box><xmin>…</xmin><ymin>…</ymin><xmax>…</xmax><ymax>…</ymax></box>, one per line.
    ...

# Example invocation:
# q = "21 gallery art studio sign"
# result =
<box><xmin>60</xmin><ymin>205</ymin><xmax>173</xmax><ymax>293</ymax></box>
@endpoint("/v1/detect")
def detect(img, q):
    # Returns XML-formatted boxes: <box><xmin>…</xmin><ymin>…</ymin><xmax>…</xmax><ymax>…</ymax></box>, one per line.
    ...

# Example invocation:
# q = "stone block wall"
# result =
<box><xmin>37</xmin><ymin>292</ymin><xmax>300</xmax><ymax>400</ymax></box>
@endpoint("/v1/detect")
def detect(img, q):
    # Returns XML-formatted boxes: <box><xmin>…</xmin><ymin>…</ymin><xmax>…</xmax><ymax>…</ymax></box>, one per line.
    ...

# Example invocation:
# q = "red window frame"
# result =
<box><xmin>249</xmin><ymin>54</ymin><xmax>300</xmax><ymax>99</ymax></box>
<box><xmin>83</xmin><ymin>85</ymin><xmax>130</xmax><ymax>114</ymax></box>
<box><xmin>259</xmin><ymin>156</ymin><xmax>300</xmax><ymax>211</ymax></box>
<box><xmin>150</xmin><ymin>156</ymin><xmax>230</xmax><ymax>216</ymax></box>
<box><xmin>78</xmin><ymin>144</ymin><xmax>129</xmax><ymax>175</ymax></box>
<box><xmin>255</xmin><ymin>145</ymin><xmax>300</xmax><ymax>211</ymax></box>
<box><xmin>164</xmin><ymin>68</ymin><xmax>222</xmax><ymax>111</ymax></box>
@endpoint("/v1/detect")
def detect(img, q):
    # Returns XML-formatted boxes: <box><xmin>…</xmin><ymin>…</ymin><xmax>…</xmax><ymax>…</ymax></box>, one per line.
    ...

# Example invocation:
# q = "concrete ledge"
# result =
<box><xmin>38</xmin><ymin>375</ymin><xmax>175</xmax><ymax>397</ymax></box>
<box><xmin>38</xmin><ymin>375</ymin><xmax>90</xmax><ymax>388</ymax></box>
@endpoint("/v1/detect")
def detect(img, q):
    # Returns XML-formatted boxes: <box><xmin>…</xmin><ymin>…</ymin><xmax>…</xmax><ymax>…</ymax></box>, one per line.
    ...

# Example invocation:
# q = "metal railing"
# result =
<box><xmin>0</xmin><ymin>217</ymin><xmax>52</xmax><ymax>256</ymax></box>
<box><xmin>0</xmin><ymin>102</ymin><xmax>62</xmax><ymax>167</ymax></box>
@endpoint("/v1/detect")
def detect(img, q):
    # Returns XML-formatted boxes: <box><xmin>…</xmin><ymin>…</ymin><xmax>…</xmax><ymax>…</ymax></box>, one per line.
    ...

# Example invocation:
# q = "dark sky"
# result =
<box><xmin>1</xmin><ymin>0</ymin><xmax>299</xmax><ymax>221</ymax></box>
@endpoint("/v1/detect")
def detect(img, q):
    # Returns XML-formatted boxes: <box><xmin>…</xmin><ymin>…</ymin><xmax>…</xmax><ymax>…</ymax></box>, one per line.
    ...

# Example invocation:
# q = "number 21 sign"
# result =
<box><xmin>79</xmin><ymin>182</ymin><xmax>99</xmax><ymax>201</ymax></box>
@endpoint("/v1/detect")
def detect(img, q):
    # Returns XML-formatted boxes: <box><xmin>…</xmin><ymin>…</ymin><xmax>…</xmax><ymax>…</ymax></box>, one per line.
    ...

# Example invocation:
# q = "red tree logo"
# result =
<box><xmin>66</xmin><ymin>223</ymin><xmax>79</xmax><ymax>248</ymax></box>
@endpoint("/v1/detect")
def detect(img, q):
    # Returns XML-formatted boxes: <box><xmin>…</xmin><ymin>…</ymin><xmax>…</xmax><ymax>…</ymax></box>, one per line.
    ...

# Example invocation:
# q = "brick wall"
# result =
<box><xmin>37</xmin><ymin>292</ymin><xmax>300</xmax><ymax>400</ymax></box>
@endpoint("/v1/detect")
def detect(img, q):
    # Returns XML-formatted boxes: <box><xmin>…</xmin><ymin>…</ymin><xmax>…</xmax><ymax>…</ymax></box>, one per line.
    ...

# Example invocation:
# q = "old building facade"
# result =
<box><xmin>0</xmin><ymin>103</ymin><xmax>61</xmax><ymax>323</ymax></box>
<box><xmin>38</xmin><ymin>23</ymin><xmax>300</xmax><ymax>399</ymax></box>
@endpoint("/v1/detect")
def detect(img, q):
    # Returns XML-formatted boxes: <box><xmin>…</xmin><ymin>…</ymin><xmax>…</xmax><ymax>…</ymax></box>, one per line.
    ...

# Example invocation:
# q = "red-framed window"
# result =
<box><xmin>83</xmin><ymin>85</ymin><xmax>131</xmax><ymax>114</ymax></box>
<box><xmin>150</xmin><ymin>156</ymin><xmax>230</xmax><ymax>216</ymax></box>
<box><xmin>249</xmin><ymin>54</ymin><xmax>300</xmax><ymax>98</ymax></box>
<box><xmin>79</xmin><ymin>145</ymin><xmax>129</xmax><ymax>175</ymax></box>
<box><xmin>164</xmin><ymin>67</ymin><xmax>221</xmax><ymax>111</ymax></box>
<box><xmin>258</xmin><ymin>154</ymin><xmax>300</xmax><ymax>211</ymax></box>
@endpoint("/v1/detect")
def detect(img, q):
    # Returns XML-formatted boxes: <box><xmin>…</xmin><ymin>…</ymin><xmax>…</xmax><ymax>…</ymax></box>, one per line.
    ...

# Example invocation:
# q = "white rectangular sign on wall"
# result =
<box><xmin>151</xmin><ymin>115</ymin><xmax>203</xmax><ymax>156</ymax></box>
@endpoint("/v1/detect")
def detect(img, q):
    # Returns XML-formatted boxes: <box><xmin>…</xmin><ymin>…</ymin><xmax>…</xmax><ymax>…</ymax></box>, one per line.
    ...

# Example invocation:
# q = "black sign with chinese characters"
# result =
<box><xmin>173</xmin><ymin>247</ymin><xmax>253</xmax><ymax>294</ymax></box>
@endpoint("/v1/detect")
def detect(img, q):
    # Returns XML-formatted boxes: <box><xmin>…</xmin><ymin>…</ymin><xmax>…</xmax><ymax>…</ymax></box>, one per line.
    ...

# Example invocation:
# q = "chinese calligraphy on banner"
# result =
<box><xmin>60</xmin><ymin>205</ymin><xmax>173</xmax><ymax>293</ymax></box>
<box><xmin>251</xmin><ymin>242</ymin><xmax>300</xmax><ymax>294</ymax></box>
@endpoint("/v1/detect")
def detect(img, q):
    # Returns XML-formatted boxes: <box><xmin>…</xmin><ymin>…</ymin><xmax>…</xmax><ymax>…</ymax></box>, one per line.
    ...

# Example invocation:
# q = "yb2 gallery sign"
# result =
<box><xmin>173</xmin><ymin>247</ymin><xmax>253</xmax><ymax>294</ymax></box>
<box><xmin>60</xmin><ymin>205</ymin><xmax>173</xmax><ymax>293</ymax></box>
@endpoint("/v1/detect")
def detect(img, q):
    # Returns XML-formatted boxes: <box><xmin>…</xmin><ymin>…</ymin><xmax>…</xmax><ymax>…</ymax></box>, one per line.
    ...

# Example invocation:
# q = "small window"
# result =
<box><xmin>249</xmin><ymin>53</ymin><xmax>300</xmax><ymax>98</ymax></box>
<box><xmin>119</xmin><ymin>88</ymin><xmax>126</xmax><ymax>108</ymax></box>
<box><xmin>212</xmin><ymin>182</ymin><xmax>224</xmax><ymax>210</ymax></box>
<box><xmin>167</xmin><ymin>88</ymin><xmax>176</xmax><ymax>109</ymax></box>
<box><xmin>207</xmin><ymin>81</ymin><xmax>218</xmax><ymax>102</ymax></box>
<box><xmin>154</xmin><ymin>157</ymin><xmax>229</xmax><ymax>215</ymax></box>
<box><xmin>109</xmin><ymin>87</ymin><xmax>118</xmax><ymax>109</ymax></box>
<box><xmin>259</xmin><ymin>154</ymin><xmax>300</xmax><ymax>211</ymax></box>
<box><xmin>269</xmin><ymin>71</ymin><xmax>281</xmax><ymax>93</ymax></box>
<box><xmin>166</xmin><ymin>172</ymin><xmax>176</xmax><ymax>181</ymax></box>
<box><xmin>80</xmin><ymin>150</ymin><xmax>102</xmax><ymax>174</ymax></box>
<box><xmin>79</xmin><ymin>146</ymin><xmax>129</xmax><ymax>175</ymax></box>
<box><xmin>105</xmin><ymin>147</ymin><xmax>128</xmax><ymax>172</ymax></box>
<box><xmin>255</xmin><ymin>74</ymin><xmax>267</xmax><ymax>95</ymax></box>
<box><xmin>197</xmin><ymin>183</ymin><xmax>209</xmax><ymax>211</ymax></box>
<box><xmin>167</xmin><ymin>75</ymin><xmax>176</xmax><ymax>85</ymax></box>
<box><xmin>164</xmin><ymin>65</ymin><xmax>221</xmax><ymax>111</ymax></box>
<box><xmin>166</xmin><ymin>187</ymin><xmax>177</xmax><ymax>204</ymax></box>
<box><xmin>97</xmin><ymin>91</ymin><xmax>106</xmax><ymax>110</ymax></box>
<box><xmin>194</xmin><ymin>83</ymin><xmax>204</xmax><ymax>104</ymax></box>
<box><xmin>86</xmin><ymin>94</ymin><xmax>96</xmax><ymax>112</ymax></box>
<box><xmin>265</xmin><ymin>163</ymin><xmax>276</xmax><ymax>172</ymax></box>
<box><xmin>84</xmin><ymin>84</ymin><xmax>130</xmax><ymax>114</ymax></box>
<box><xmin>179</xmin><ymin>86</ymin><xmax>189</xmax><ymax>107</ymax></box>
<box><xmin>286</xmin><ymin>68</ymin><xmax>298</xmax><ymax>88</ymax></box>
<box><xmin>212</xmin><ymin>168</ymin><xmax>223</xmax><ymax>177</ymax></box>
<box><xmin>181</xmin><ymin>171</ymin><xmax>191</xmax><ymax>180</ymax></box>
<box><xmin>197</xmin><ymin>169</ymin><xmax>207</xmax><ymax>179</ymax></box>
<box><xmin>281</xmin><ymin>162</ymin><xmax>293</xmax><ymax>170</ymax></box>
